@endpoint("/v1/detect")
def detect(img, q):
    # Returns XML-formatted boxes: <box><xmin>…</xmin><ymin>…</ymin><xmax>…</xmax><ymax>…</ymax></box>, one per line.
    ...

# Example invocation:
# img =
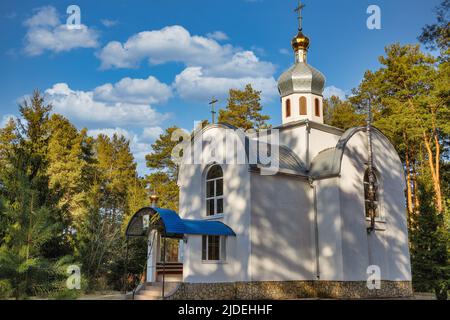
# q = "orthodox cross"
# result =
<box><xmin>209</xmin><ymin>97</ymin><xmax>218</xmax><ymax>124</ymax></box>
<box><xmin>294</xmin><ymin>0</ymin><xmax>306</xmax><ymax>31</ymax></box>
<box><xmin>366</xmin><ymin>97</ymin><xmax>376</xmax><ymax>233</ymax></box>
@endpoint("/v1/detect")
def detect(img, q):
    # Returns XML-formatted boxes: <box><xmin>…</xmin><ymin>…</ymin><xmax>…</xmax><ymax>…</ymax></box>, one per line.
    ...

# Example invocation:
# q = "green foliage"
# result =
<box><xmin>323</xmin><ymin>96</ymin><xmax>365</xmax><ymax>130</ymax></box>
<box><xmin>146</xmin><ymin>126</ymin><xmax>180</xmax><ymax>180</ymax></box>
<box><xmin>145</xmin><ymin>172</ymin><xmax>179</xmax><ymax>211</ymax></box>
<box><xmin>218</xmin><ymin>84</ymin><xmax>271</xmax><ymax>130</ymax></box>
<box><xmin>0</xmin><ymin>279</ymin><xmax>13</xmax><ymax>299</ymax></box>
<box><xmin>419</xmin><ymin>0</ymin><xmax>449</xmax><ymax>57</ymax></box>
<box><xmin>325</xmin><ymin>22</ymin><xmax>450</xmax><ymax>297</ymax></box>
<box><xmin>0</xmin><ymin>91</ymin><xmax>147</xmax><ymax>298</ymax></box>
<box><xmin>410</xmin><ymin>181</ymin><xmax>449</xmax><ymax>299</ymax></box>
<box><xmin>145</xmin><ymin>126</ymin><xmax>182</xmax><ymax>213</ymax></box>
<box><xmin>0</xmin><ymin>7</ymin><xmax>448</xmax><ymax>297</ymax></box>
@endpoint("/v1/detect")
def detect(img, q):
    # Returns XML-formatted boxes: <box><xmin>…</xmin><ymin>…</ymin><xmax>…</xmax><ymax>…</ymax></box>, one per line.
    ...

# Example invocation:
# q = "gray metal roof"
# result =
<box><xmin>309</xmin><ymin>127</ymin><xmax>388</xmax><ymax>179</ymax></box>
<box><xmin>277</xmin><ymin>62</ymin><xmax>326</xmax><ymax>97</ymax></box>
<box><xmin>189</xmin><ymin>123</ymin><xmax>394</xmax><ymax>181</ymax></box>
<box><xmin>247</xmin><ymin>140</ymin><xmax>307</xmax><ymax>176</ymax></box>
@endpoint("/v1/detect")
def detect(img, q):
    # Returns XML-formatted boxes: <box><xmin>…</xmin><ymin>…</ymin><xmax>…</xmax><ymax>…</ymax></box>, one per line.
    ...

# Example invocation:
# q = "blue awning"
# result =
<box><xmin>152</xmin><ymin>208</ymin><xmax>236</xmax><ymax>237</ymax></box>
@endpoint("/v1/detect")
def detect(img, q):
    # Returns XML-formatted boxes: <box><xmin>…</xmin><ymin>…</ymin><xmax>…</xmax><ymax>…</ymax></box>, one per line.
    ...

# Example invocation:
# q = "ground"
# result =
<box><xmin>74</xmin><ymin>291</ymin><xmax>443</xmax><ymax>300</ymax></box>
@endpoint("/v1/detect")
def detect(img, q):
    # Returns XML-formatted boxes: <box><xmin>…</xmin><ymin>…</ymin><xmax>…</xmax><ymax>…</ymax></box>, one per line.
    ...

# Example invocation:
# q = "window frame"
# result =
<box><xmin>202</xmin><ymin>235</ymin><xmax>227</xmax><ymax>262</ymax></box>
<box><xmin>286</xmin><ymin>99</ymin><xmax>291</xmax><ymax>118</ymax></box>
<box><xmin>205</xmin><ymin>164</ymin><xmax>224</xmax><ymax>217</ymax></box>
<box><xmin>315</xmin><ymin>98</ymin><xmax>321</xmax><ymax>117</ymax></box>
<box><xmin>299</xmin><ymin>96</ymin><xmax>307</xmax><ymax>115</ymax></box>
<box><xmin>363</xmin><ymin>168</ymin><xmax>385</xmax><ymax>222</ymax></box>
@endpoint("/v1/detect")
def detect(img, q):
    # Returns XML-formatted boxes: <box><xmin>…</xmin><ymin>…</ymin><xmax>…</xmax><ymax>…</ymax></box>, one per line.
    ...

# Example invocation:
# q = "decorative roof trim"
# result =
<box><xmin>309</xmin><ymin>126</ymin><xmax>397</xmax><ymax>180</ymax></box>
<box><xmin>275</xmin><ymin>120</ymin><xmax>345</xmax><ymax>136</ymax></box>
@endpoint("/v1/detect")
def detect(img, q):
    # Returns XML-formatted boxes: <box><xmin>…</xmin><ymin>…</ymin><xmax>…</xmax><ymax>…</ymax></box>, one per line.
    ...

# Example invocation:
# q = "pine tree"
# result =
<box><xmin>0</xmin><ymin>91</ymin><xmax>69</xmax><ymax>298</ymax></box>
<box><xmin>352</xmin><ymin>44</ymin><xmax>449</xmax><ymax>214</ymax></box>
<box><xmin>145</xmin><ymin>126</ymin><xmax>183</xmax><ymax>212</ymax></box>
<box><xmin>323</xmin><ymin>96</ymin><xmax>365</xmax><ymax>130</ymax></box>
<box><xmin>46</xmin><ymin>115</ymin><xmax>94</xmax><ymax>234</ymax></box>
<box><xmin>410</xmin><ymin>181</ymin><xmax>449</xmax><ymax>300</ymax></box>
<box><xmin>218</xmin><ymin>84</ymin><xmax>271</xmax><ymax>130</ymax></box>
<box><xmin>145</xmin><ymin>126</ymin><xmax>180</xmax><ymax>181</ymax></box>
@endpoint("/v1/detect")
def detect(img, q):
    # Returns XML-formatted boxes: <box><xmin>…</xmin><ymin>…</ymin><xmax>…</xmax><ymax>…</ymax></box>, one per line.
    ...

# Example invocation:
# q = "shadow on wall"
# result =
<box><xmin>177</xmin><ymin>125</ymin><xmax>410</xmax><ymax>283</ymax></box>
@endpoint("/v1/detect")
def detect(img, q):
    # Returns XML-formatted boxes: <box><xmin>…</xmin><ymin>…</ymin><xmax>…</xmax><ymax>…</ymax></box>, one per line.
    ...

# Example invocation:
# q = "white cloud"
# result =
<box><xmin>174</xmin><ymin>67</ymin><xmax>278</xmax><ymax>102</ymax></box>
<box><xmin>279</xmin><ymin>48</ymin><xmax>290</xmax><ymax>55</ymax></box>
<box><xmin>44</xmin><ymin>82</ymin><xmax>170</xmax><ymax>127</ymax></box>
<box><xmin>93</xmin><ymin>76</ymin><xmax>172</xmax><ymax>105</ymax></box>
<box><xmin>97</xmin><ymin>25</ymin><xmax>274</xmax><ymax>76</ymax></box>
<box><xmin>88</xmin><ymin>127</ymin><xmax>133</xmax><ymax>140</ymax></box>
<box><xmin>101</xmin><ymin>19</ymin><xmax>118</xmax><ymax>28</ymax></box>
<box><xmin>23</xmin><ymin>6</ymin><xmax>99</xmax><ymax>56</ymax></box>
<box><xmin>98</xmin><ymin>25</ymin><xmax>233</xmax><ymax>69</ymax></box>
<box><xmin>206</xmin><ymin>31</ymin><xmax>229</xmax><ymax>41</ymax></box>
<box><xmin>24</xmin><ymin>6</ymin><xmax>59</xmax><ymax>28</ymax></box>
<box><xmin>323</xmin><ymin>86</ymin><xmax>347</xmax><ymax>100</ymax></box>
<box><xmin>141</xmin><ymin>127</ymin><xmax>164</xmax><ymax>141</ymax></box>
<box><xmin>1</xmin><ymin>114</ymin><xmax>16</xmax><ymax>128</ymax></box>
<box><xmin>204</xmin><ymin>51</ymin><xmax>274</xmax><ymax>78</ymax></box>
<box><xmin>97</xmin><ymin>25</ymin><xmax>278</xmax><ymax>103</ymax></box>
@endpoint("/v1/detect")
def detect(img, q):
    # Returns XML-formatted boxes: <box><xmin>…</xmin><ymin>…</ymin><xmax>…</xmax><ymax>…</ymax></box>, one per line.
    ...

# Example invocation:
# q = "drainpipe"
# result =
<box><xmin>306</xmin><ymin>121</ymin><xmax>311</xmax><ymax>170</ymax></box>
<box><xmin>309</xmin><ymin>177</ymin><xmax>320</xmax><ymax>280</ymax></box>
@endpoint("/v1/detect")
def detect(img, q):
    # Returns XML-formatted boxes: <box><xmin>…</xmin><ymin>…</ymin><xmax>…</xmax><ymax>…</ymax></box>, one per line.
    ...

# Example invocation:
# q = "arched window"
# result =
<box><xmin>364</xmin><ymin>169</ymin><xmax>379</xmax><ymax>218</ymax></box>
<box><xmin>315</xmin><ymin>98</ymin><xmax>321</xmax><ymax>117</ymax></box>
<box><xmin>299</xmin><ymin>97</ymin><xmax>307</xmax><ymax>115</ymax></box>
<box><xmin>286</xmin><ymin>99</ymin><xmax>291</xmax><ymax>118</ymax></box>
<box><xmin>206</xmin><ymin>164</ymin><xmax>224</xmax><ymax>216</ymax></box>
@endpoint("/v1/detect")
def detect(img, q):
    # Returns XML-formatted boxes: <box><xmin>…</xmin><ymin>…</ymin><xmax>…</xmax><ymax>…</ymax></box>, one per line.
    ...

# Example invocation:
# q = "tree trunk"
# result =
<box><xmin>404</xmin><ymin>132</ymin><xmax>414</xmax><ymax>226</ymax></box>
<box><xmin>412</xmin><ymin>160</ymin><xmax>420</xmax><ymax>213</ymax></box>
<box><xmin>423</xmin><ymin>132</ymin><xmax>443</xmax><ymax>213</ymax></box>
<box><xmin>407</xmin><ymin>99</ymin><xmax>443</xmax><ymax>213</ymax></box>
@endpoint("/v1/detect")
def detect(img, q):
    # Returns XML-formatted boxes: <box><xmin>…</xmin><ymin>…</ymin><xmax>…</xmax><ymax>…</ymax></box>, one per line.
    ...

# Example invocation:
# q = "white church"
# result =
<box><xmin>125</xmin><ymin>5</ymin><xmax>412</xmax><ymax>300</ymax></box>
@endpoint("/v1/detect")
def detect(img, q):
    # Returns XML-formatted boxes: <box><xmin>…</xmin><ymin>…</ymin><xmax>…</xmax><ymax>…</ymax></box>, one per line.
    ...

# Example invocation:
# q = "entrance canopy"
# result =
<box><xmin>125</xmin><ymin>207</ymin><xmax>236</xmax><ymax>239</ymax></box>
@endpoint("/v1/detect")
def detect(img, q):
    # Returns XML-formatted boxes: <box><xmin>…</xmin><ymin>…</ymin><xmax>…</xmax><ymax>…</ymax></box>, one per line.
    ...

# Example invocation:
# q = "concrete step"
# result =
<box><xmin>156</xmin><ymin>274</ymin><xmax>183</xmax><ymax>282</ymax></box>
<box><xmin>134</xmin><ymin>282</ymin><xmax>181</xmax><ymax>300</ymax></box>
<box><xmin>134</xmin><ymin>294</ymin><xmax>161</xmax><ymax>300</ymax></box>
<box><xmin>137</xmin><ymin>290</ymin><xmax>162</xmax><ymax>298</ymax></box>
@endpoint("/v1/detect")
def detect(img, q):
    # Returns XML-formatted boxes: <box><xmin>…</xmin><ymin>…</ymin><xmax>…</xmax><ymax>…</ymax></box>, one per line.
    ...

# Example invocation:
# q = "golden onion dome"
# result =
<box><xmin>291</xmin><ymin>30</ymin><xmax>310</xmax><ymax>52</ymax></box>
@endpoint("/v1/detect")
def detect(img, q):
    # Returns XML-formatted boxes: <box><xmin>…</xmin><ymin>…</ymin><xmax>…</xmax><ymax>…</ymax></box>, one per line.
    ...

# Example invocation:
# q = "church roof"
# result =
<box><xmin>278</xmin><ymin>62</ymin><xmax>326</xmax><ymax>97</ymax></box>
<box><xmin>247</xmin><ymin>141</ymin><xmax>308</xmax><ymax>176</ymax></box>
<box><xmin>188</xmin><ymin>123</ymin><xmax>395</xmax><ymax>181</ymax></box>
<box><xmin>309</xmin><ymin>126</ymin><xmax>395</xmax><ymax>179</ymax></box>
<box><xmin>126</xmin><ymin>207</ymin><xmax>236</xmax><ymax>238</ymax></box>
<box><xmin>275</xmin><ymin>119</ymin><xmax>344</xmax><ymax>136</ymax></box>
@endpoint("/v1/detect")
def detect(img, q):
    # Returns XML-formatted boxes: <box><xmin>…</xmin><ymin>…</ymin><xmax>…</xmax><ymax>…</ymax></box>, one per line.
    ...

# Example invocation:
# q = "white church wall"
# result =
<box><xmin>370</xmin><ymin>130</ymin><xmax>412</xmax><ymax>281</ymax></box>
<box><xmin>308</xmin><ymin>128</ymin><xmax>341</xmax><ymax>167</ymax></box>
<box><xmin>315</xmin><ymin>177</ymin><xmax>344</xmax><ymax>281</ymax></box>
<box><xmin>178</xmin><ymin>126</ymin><xmax>251</xmax><ymax>283</ymax></box>
<box><xmin>338</xmin><ymin>130</ymin><xmax>411</xmax><ymax>281</ymax></box>
<box><xmin>249</xmin><ymin>172</ymin><xmax>316</xmax><ymax>281</ymax></box>
<box><xmin>278</xmin><ymin>124</ymin><xmax>341</xmax><ymax>169</ymax></box>
<box><xmin>278</xmin><ymin>125</ymin><xmax>308</xmax><ymax>165</ymax></box>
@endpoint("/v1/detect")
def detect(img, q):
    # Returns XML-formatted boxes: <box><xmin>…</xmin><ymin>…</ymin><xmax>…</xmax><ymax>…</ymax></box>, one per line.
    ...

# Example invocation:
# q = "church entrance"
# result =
<box><xmin>124</xmin><ymin>206</ymin><xmax>235</xmax><ymax>299</ymax></box>
<box><xmin>124</xmin><ymin>207</ymin><xmax>185</xmax><ymax>299</ymax></box>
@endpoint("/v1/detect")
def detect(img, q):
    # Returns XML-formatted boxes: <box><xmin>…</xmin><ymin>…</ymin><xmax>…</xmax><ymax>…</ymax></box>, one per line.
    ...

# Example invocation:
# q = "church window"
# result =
<box><xmin>202</xmin><ymin>235</ymin><xmax>226</xmax><ymax>261</ymax></box>
<box><xmin>286</xmin><ymin>99</ymin><xmax>291</xmax><ymax>117</ymax></box>
<box><xmin>300</xmin><ymin>96</ymin><xmax>307</xmax><ymax>115</ymax></box>
<box><xmin>206</xmin><ymin>164</ymin><xmax>224</xmax><ymax>216</ymax></box>
<box><xmin>364</xmin><ymin>169</ymin><xmax>379</xmax><ymax>218</ymax></box>
<box><xmin>315</xmin><ymin>98</ymin><xmax>320</xmax><ymax>117</ymax></box>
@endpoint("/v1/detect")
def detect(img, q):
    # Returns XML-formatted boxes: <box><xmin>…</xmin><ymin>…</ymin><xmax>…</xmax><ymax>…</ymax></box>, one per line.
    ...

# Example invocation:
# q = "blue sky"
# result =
<box><xmin>0</xmin><ymin>0</ymin><xmax>441</xmax><ymax>174</ymax></box>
